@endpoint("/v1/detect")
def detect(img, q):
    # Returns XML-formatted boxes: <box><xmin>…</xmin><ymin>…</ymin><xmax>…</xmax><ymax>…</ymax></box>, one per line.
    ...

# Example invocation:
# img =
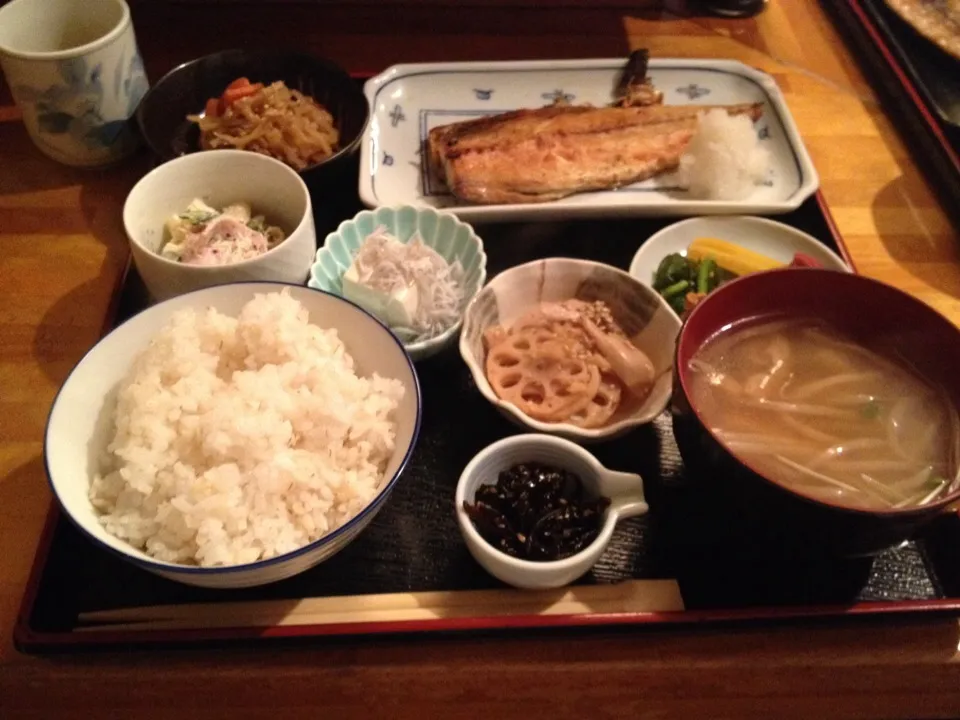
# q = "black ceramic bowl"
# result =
<box><xmin>136</xmin><ymin>49</ymin><xmax>369</xmax><ymax>188</ymax></box>
<box><xmin>671</xmin><ymin>269</ymin><xmax>960</xmax><ymax>557</ymax></box>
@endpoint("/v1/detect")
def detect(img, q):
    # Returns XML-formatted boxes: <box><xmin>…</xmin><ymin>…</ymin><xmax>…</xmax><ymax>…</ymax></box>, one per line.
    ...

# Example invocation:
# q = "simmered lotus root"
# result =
<box><xmin>513</xmin><ymin>315</ymin><xmax>611</xmax><ymax>373</ymax></box>
<box><xmin>483</xmin><ymin>300</ymin><xmax>654</xmax><ymax>428</ymax></box>
<box><xmin>482</xmin><ymin>325</ymin><xmax>509</xmax><ymax>351</ymax></box>
<box><xmin>486</xmin><ymin>332</ymin><xmax>601</xmax><ymax>422</ymax></box>
<box><xmin>568</xmin><ymin>373</ymin><xmax>622</xmax><ymax>428</ymax></box>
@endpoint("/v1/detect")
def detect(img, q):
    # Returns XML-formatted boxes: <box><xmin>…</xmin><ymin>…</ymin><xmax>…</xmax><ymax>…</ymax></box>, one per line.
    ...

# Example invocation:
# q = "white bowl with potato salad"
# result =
<box><xmin>123</xmin><ymin>150</ymin><xmax>317</xmax><ymax>301</ymax></box>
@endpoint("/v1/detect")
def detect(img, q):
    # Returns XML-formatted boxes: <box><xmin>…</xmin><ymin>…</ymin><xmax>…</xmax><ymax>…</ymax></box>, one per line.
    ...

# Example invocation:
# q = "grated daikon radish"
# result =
<box><xmin>676</xmin><ymin>109</ymin><xmax>771</xmax><ymax>200</ymax></box>
<box><xmin>348</xmin><ymin>226</ymin><xmax>465</xmax><ymax>342</ymax></box>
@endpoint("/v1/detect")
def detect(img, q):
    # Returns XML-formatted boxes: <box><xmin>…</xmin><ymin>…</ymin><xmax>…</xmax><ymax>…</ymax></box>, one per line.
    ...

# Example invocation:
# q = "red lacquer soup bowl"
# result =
<box><xmin>671</xmin><ymin>268</ymin><xmax>960</xmax><ymax>557</ymax></box>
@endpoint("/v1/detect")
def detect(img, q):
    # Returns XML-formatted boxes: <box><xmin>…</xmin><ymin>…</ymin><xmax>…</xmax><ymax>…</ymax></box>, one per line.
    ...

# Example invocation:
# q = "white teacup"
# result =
<box><xmin>0</xmin><ymin>0</ymin><xmax>148</xmax><ymax>167</ymax></box>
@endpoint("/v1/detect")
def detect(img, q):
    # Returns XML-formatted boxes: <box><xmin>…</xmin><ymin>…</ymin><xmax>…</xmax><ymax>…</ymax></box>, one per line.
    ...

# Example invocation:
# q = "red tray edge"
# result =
<box><xmin>18</xmin><ymin>583</ymin><xmax>960</xmax><ymax>651</ymax></box>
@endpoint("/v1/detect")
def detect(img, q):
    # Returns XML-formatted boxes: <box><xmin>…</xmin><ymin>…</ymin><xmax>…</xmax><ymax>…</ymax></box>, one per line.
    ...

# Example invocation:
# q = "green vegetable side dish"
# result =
<box><xmin>652</xmin><ymin>253</ymin><xmax>737</xmax><ymax>315</ymax></box>
<box><xmin>697</xmin><ymin>257</ymin><xmax>716</xmax><ymax>294</ymax></box>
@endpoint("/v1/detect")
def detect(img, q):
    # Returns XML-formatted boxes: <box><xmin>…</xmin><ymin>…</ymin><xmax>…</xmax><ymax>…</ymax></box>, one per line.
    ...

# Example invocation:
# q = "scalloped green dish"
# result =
<box><xmin>309</xmin><ymin>206</ymin><xmax>488</xmax><ymax>361</ymax></box>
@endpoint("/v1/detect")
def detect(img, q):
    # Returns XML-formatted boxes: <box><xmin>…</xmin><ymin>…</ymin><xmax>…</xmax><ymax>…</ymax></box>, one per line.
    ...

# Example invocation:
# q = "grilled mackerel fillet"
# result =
<box><xmin>426</xmin><ymin>51</ymin><xmax>764</xmax><ymax>205</ymax></box>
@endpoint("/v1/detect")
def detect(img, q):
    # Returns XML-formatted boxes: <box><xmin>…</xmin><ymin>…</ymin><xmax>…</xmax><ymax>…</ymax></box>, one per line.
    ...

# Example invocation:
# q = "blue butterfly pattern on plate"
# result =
<box><xmin>541</xmin><ymin>89</ymin><xmax>575</xmax><ymax>104</ymax></box>
<box><xmin>389</xmin><ymin>104</ymin><xmax>406</xmax><ymax>127</ymax></box>
<box><xmin>14</xmin><ymin>51</ymin><xmax>148</xmax><ymax>151</ymax></box>
<box><xmin>675</xmin><ymin>83</ymin><xmax>710</xmax><ymax>100</ymax></box>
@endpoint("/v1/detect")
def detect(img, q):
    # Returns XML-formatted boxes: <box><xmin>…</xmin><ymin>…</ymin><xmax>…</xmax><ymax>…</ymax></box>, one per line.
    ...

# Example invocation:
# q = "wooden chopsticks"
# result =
<box><xmin>75</xmin><ymin>579</ymin><xmax>684</xmax><ymax>633</ymax></box>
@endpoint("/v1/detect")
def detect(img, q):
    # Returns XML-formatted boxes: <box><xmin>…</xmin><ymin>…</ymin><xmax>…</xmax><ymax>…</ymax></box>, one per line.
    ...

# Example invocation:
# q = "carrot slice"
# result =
<box><xmin>225</xmin><ymin>77</ymin><xmax>251</xmax><ymax>92</ymax></box>
<box><xmin>204</xmin><ymin>97</ymin><xmax>220</xmax><ymax>117</ymax></box>
<box><xmin>222</xmin><ymin>83</ymin><xmax>263</xmax><ymax>106</ymax></box>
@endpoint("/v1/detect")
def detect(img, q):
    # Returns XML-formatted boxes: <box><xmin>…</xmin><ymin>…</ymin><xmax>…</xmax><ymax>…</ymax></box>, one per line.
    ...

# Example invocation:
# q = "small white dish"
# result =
<box><xmin>628</xmin><ymin>215</ymin><xmax>851</xmax><ymax>287</ymax></box>
<box><xmin>45</xmin><ymin>282</ymin><xmax>421</xmax><ymax>588</ymax></box>
<box><xmin>309</xmin><ymin>205</ymin><xmax>487</xmax><ymax>362</ymax></box>
<box><xmin>123</xmin><ymin>150</ymin><xmax>317</xmax><ymax>302</ymax></box>
<box><xmin>360</xmin><ymin>57</ymin><xmax>819</xmax><ymax>222</ymax></box>
<box><xmin>455</xmin><ymin>433</ymin><xmax>648</xmax><ymax>590</ymax></box>
<box><xmin>459</xmin><ymin>258</ymin><xmax>682</xmax><ymax>443</ymax></box>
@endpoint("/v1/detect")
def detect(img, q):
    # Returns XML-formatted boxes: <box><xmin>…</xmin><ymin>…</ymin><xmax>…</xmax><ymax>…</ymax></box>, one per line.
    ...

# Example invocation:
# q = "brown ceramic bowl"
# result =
<box><xmin>671</xmin><ymin>268</ymin><xmax>960</xmax><ymax>557</ymax></box>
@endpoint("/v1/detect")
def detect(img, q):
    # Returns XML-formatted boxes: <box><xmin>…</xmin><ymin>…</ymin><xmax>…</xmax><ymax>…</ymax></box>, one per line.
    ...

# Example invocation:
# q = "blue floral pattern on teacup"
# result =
<box><xmin>14</xmin><ymin>50</ymin><xmax>148</xmax><ymax>153</ymax></box>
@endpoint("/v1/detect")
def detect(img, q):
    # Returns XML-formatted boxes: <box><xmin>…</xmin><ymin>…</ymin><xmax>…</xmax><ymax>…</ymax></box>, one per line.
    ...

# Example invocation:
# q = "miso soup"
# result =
<box><xmin>687</xmin><ymin>317</ymin><xmax>959</xmax><ymax>511</ymax></box>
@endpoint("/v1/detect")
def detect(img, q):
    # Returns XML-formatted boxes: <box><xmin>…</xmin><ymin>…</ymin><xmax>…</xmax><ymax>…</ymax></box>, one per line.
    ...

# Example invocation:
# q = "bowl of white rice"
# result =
<box><xmin>44</xmin><ymin>282</ymin><xmax>421</xmax><ymax>588</ymax></box>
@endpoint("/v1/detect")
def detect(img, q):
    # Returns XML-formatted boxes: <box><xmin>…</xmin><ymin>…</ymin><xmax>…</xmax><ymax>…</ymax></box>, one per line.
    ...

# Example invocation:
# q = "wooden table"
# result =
<box><xmin>2</xmin><ymin>1</ymin><xmax>959</xmax><ymax>717</ymax></box>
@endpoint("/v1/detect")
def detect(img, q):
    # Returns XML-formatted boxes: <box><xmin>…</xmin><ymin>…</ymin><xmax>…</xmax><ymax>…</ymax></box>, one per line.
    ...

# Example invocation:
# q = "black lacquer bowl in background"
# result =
<box><xmin>671</xmin><ymin>268</ymin><xmax>960</xmax><ymax>558</ymax></box>
<box><xmin>136</xmin><ymin>49</ymin><xmax>369</xmax><ymax>190</ymax></box>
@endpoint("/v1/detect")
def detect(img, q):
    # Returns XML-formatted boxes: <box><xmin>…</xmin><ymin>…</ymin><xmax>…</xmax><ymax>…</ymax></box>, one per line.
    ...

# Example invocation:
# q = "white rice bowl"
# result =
<box><xmin>88</xmin><ymin>289</ymin><xmax>406</xmax><ymax>568</ymax></box>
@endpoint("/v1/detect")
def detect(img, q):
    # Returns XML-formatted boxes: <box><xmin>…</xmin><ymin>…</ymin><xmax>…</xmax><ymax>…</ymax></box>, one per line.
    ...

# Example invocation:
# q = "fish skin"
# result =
<box><xmin>428</xmin><ymin>102</ymin><xmax>763</xmax><ymax>205</ymax></box>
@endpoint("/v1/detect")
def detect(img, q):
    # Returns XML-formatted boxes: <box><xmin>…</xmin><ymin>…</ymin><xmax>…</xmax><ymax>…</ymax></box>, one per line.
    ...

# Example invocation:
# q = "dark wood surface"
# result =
<box><xmin>2</xmin><ymin>1</ymin><xmax>960</xmax><ymax>718</ymax></box>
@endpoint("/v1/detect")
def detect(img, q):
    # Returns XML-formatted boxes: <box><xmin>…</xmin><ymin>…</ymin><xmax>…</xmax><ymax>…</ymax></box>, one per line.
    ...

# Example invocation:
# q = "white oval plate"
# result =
<box><xmin>360</xmin><ymin>58</ymin><xmax>820</xmax><ymax>223</ymax></box>
<box><xmin>628</xmin><ymin>215</ymin><xmax>851</xmax><ymax>288</ymax></box>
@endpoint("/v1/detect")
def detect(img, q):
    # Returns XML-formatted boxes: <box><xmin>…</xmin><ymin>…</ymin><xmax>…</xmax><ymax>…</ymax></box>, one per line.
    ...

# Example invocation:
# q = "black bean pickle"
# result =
<box><xmin>463</xmin><ymin>462</ymin><xmax>610</xmax><ymax>562</ymax></box>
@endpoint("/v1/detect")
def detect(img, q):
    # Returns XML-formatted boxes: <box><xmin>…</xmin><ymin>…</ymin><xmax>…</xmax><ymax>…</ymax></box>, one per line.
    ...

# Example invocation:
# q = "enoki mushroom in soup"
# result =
<box><xmin>483</xmin><ymin>300</ymin><xmax>655</xmax><ymax>428</ymax></box>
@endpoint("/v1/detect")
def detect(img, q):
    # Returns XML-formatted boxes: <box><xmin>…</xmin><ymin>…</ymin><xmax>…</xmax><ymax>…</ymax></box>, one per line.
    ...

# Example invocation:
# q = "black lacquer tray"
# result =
<box><xmin>16</xmin><ymin>174</ymin><xmax>960</xmax><ymax>652</ymax></box>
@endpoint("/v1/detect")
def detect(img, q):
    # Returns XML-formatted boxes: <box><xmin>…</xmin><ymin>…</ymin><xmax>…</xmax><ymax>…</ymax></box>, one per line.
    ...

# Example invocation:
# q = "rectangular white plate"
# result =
<box><xmin>359</xmin><ymin>58</ymin><xmax>820</xmax><ymax>222</ymax></box>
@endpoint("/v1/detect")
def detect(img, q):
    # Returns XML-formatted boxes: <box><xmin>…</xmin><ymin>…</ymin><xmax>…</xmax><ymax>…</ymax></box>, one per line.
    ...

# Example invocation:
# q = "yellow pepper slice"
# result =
<box><xmin>687</xmin><ymin>237</ymin><xmax>784</xmax><ymax>276</ymax></box>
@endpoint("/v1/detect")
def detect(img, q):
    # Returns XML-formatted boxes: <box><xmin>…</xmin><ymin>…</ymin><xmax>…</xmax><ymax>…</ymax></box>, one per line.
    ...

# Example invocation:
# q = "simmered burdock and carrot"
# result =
<box><xmin>189</xmin><ymin>77</ymin><xmax>340</xmax><ymax>171</ymax></box>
